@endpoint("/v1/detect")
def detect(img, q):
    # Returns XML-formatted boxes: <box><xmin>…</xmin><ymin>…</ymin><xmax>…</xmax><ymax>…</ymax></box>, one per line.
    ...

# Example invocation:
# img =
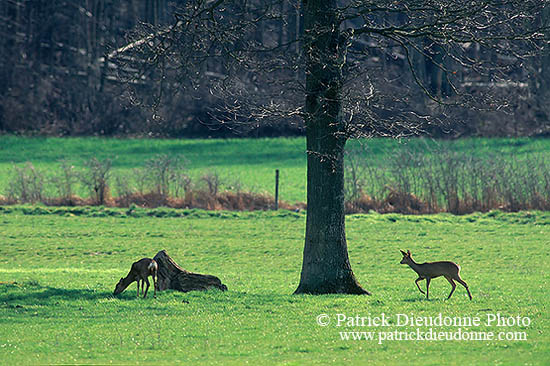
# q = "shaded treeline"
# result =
<box><xmin>0</xmin><ymin>0</ymin><xmax>549</xmax><ymax>138</ymax></box>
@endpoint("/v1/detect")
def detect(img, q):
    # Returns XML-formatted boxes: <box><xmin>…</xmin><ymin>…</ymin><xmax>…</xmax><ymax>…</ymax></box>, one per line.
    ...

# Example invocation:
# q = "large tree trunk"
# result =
<box><xmin>294</xmin><ymin>0</ymin><xmax>369</xmax><ymax>295</ymax></box>
<box><xmin>153</xmin><ymin>250</ymin><xmax>228</xmax><ymax>292</ymax></box>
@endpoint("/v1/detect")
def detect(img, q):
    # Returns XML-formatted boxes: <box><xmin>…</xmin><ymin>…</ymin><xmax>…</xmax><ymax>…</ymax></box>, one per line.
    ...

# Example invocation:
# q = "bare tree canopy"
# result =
<box><xmin>114</xmin><ymin>0</ymin><xmax>548</xmax><ymax>136</ymax></box>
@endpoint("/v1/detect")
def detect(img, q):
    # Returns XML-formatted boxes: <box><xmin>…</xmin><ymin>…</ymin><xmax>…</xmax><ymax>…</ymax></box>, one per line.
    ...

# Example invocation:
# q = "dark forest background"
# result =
<box><xmin>1</xmin><ymin>0</ymin><xmax>549</xmax><ymax>138</ymax></box>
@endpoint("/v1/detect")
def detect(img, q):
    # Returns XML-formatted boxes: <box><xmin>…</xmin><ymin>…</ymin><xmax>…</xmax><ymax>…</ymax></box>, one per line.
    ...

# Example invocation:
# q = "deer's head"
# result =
<box><xmin>400</xmin><ymin>250</ymin><xmax>412</xmax><ymax>264</ymax></box>
<box><xmin>113</xmin><ymin>277</ymin><xmax>125</xmax><ymax>295</ymax></box>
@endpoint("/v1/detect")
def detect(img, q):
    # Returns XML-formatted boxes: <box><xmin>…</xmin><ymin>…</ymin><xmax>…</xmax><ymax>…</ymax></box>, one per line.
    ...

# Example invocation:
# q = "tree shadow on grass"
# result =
<box><xmin>0</xmin><ymin>282</ymin><xmax>113</xmax><ymax>304</ymax></box>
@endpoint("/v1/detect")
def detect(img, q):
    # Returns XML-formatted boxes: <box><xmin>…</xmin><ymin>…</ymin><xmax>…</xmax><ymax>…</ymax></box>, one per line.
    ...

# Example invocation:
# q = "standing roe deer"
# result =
<box><xmin>399</xmin><ymin>250</ymin><xmax>472</xmax><ymax>300</ymax></box>
<box><xmin>114</xmin><ymin>258</ymin><xmax>158</xmax><ymax>298</ymax></box>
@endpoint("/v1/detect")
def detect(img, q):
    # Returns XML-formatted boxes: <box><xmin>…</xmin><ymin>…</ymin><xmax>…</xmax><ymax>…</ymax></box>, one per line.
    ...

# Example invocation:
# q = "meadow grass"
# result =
<box><xmin>0</xmin><ymin>207</ymin><xmax>548</xmax><ymax>365</ymax></box>
<box><xmin>1</xmin><ymin>135</ymin><xmax>550</xmax><ymax>203</ymax></box>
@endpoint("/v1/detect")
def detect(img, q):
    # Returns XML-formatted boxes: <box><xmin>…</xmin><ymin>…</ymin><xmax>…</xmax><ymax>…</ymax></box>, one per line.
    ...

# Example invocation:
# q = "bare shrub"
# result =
<box><xmin>536</xmin><ymin>155</ymin><xmax>550</xmax><ymax>210</ymax></box>
<box><xmin>113</xmin><ymin>173</ymin><xmax>136</xmax><ymax>207</ymax></box>
<box><xmin>344</xmin><ymin>144</ymin><xmax>388</xmax><ymax>210</ymax></box>
<box><xmin>226</xmin><ymin>178</ymin><xmax>243</xmax><ymax>195</ymax></box>
<box><xmin>431</xmin><ymin>149</ymin><xmax>462</xmax><ymax>213</ymax></box>
<box><xmin>344</xmin><ymin>146</ymin><xmax>367</xmax><ymax>202</ymax></box>
<box><xmin>389</xmin><ymin>148</ymin><xmax>424</xmax><ymax>198</ymax></box>
<box><xmin>6</xmin><ymin>163</ymin><xmax>46</xmax><ymax>203</ymax></box>
<box><xmin>80</xmin><ymin>157</ymin><xmax>112</xmax><ymax>205</ymax></box>
<box><xmin>173</xmin><ymin>170</ymin><xmax>193</xmax><ymax>198</ymax></box>
<box><xmin>133</xmin><ymin>168</ymin><xmax>149</xmax><ymax>195</ymax></box>
<box><xmin>49</xmin><ymin>160</ymin><xmax>79</xmax><ymax>205</ymax></box>
<box><xmin>143</xmin><ymin>155</ymin><xmax>188</xmax><ymax>199</ymax></box>
<box><xmin>200</xmin><ymin>171</ymin><xmax>222</xmax><ymax>196</ymax></box>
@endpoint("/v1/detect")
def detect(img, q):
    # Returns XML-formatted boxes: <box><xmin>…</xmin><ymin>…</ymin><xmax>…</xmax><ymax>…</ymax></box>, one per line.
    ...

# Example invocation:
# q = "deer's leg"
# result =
<box><xmin>415</xmin><ymin>277</ymin><xmax>425</xmax><ymax>294</ymax></box>
<box><xmin>153</xmin><ymin>273</ymin><xmax>157</xmax><ymax>298</ymax></box>
<box><xmin>456</xmin><ymin>277</ymin><xmax>473</xmax><ymax>300</ymax></box>
<box><xmin>143</xmin><ymin>277</ymin><xmax>150</xmax><ymax>298</ymax></box>
<box><xmin>445</xmin><ymin>276</ymin><xmax>456</xmax><ymax>300</ymax></box>
<box><xmin>136</xmin><ymin>279</ymin><xmax>140</xmax><ymax>297</ymax></box>
<box><xmin>426</xmin><ymin>278</ymin><xmax>431</xmax><ymax>299</ymax></box>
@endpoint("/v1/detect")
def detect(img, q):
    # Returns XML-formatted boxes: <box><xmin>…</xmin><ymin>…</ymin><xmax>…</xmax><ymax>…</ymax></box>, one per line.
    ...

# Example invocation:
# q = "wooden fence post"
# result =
<box><xmin>275</xmin><ymin>169</ymin><xmax>279</xmax><ymax>210</ymax></box>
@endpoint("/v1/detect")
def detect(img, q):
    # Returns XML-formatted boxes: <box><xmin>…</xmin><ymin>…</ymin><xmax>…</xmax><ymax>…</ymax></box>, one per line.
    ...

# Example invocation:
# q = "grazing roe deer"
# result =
<box><xmin>114</xmin><ymin>258</ymin><xmax>158</xmax><ymax>298</ymax></box>
<box><xmin>399</xmin><ymin>250</ymin><xmax>472</xmax><ymax>300</ymax></box>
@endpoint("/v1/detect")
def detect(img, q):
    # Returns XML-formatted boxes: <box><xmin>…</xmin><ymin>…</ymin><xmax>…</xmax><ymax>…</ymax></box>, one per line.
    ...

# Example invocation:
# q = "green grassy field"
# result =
<box><xmin>0</xmin><ymin>206</ymin><xmax>549</xmax><ymax>365</ymax></box>
<box><xmin>1</xmin><ymin>136</ymin><xmax>549</xmax><ymax>364</ymax></box>
<box><xmin>1</xmin><ymin>135</ymin><xmax>550</xmax><ymax>203</ymax></box>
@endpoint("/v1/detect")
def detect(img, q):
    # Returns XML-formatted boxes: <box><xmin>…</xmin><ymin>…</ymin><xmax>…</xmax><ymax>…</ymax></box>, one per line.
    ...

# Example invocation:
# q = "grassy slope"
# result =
<box><xmin>0</xmin><ymin>207</ymin><xmax>548</xmax><ymax>365</ymax></box>
<box><xmin>1</xmin><ymin>135</ymin><xmax>550</xmax><ymax>203</ymax></box>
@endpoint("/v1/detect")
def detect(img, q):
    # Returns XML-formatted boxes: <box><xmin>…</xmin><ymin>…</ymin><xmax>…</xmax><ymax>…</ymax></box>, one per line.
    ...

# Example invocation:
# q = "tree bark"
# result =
<box><xmin>153</xmin><ymin>250</ymin><xmax>228</xmax><ymax>292</ymax></box>
<box><xmin>294</xmin><ymin>0</ymin><xmax>369</xmax><ymax>295</ymax></box>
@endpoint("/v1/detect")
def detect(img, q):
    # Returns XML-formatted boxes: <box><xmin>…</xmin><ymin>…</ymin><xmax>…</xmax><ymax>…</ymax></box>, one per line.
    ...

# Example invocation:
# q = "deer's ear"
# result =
<box><xmin>407</xmin><ymin>250</ymin><xmax>411</xmax><ymax>256</ymax></box>
<box><xmin>400</xmin><ymin>250</ymin><xmax>407</xmax><ymax>256</ymax></box>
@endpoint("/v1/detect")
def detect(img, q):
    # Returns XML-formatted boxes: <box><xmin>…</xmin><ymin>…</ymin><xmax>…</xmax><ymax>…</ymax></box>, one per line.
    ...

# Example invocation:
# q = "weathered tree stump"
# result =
<box><xmin>153</xmin><ymin>250</ymin><xmax>227</xmax><ymax>292</ymax></box>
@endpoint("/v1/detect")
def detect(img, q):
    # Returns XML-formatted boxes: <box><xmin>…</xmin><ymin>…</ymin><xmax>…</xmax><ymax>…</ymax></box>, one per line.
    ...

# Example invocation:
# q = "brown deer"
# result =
<box><xmin>400</xmin><ymin>250</ymin><xmax>472</xmax><ymax>300</ymax></box>
<box><xmin>114</xmin><ymin>258</ymin><xmax>158</xmax><ymax>298</ymax></box>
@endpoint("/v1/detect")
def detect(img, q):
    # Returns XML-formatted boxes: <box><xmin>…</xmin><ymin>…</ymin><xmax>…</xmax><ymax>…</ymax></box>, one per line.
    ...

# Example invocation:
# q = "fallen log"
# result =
<box><xmin>153</xmin><ymin>250</ymin><xmax>227</xmax><ymax>292</ymax></box>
